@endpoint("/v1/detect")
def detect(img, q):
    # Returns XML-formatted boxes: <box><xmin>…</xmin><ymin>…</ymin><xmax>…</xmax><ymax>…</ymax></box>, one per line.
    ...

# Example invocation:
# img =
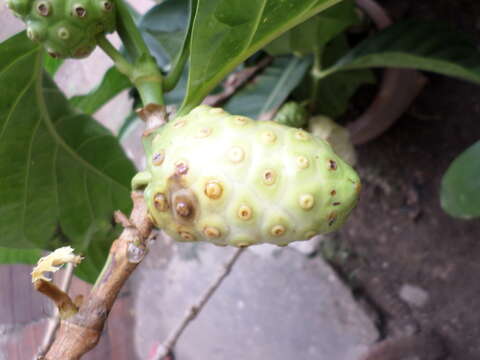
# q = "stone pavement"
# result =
<box><xmin>132</xmin><ymin>237</ymin><xmax>379</xmax><ymax>360</ymax></box>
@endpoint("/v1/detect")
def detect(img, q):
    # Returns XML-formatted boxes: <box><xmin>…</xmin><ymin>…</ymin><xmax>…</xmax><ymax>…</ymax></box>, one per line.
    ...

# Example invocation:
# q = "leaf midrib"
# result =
<box><xmin>32</xmin><ymin>53</ymin><xmax>130</xmax><ymax>192</ymax></box>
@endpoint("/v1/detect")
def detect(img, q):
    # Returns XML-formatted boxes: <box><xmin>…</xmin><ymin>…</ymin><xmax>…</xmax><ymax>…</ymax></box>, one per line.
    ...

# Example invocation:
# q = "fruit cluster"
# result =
<box><xmin>133</xmin><ymin>105</ymin><xmax>361</xmax><ymax>247</ymax></box>
<box><xmin>6</xmin><ymin>0</ymin><xmax>116</xmax><ymax>58</ymax></box>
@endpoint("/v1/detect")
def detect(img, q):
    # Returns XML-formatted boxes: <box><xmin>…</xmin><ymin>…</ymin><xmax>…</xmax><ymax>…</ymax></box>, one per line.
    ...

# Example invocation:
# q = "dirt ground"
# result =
<box><xmin>332</xmin><ymin>1</ymin><xmax>480</xmax><ymax>359</ymax></box>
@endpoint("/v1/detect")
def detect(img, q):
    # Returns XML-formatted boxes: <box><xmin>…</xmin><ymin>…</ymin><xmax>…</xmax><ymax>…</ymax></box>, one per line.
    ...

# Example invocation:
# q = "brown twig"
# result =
<box><xmin>43</xmin><ymin>191</ymin><xmax>154</xmax><ymax>360</ymax></box>
<box><xmin>360</xmin><ymin>331</ymin><xmax>447</xmax><ymax>360</ymax></box>
<box><xmin>150</xmin><ymin>247</ymin><xmax>246</xmax><ymax>360</ymax></box>
<box><xmin>36</xmin><ymin>263</ymin><xmax>75</xmax><ymax>359</ymax></box>
<box><xmin>203</xmin><ymin>56</ymin><xmax>273</xmax><ymax>107</ymax></box>
<box><xmin>348</xmin><ymin>0</ymin><xmax>428</xmax><ymax>145</ymax></box>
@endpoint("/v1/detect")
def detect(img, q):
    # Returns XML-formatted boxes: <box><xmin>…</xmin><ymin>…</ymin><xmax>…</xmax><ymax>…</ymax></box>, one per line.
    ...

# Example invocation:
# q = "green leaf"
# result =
<box><xmin>318</xmin><ymin>20</ymin><xmax>480</xmax><ymax>84</ymax></box>
<box><xmin>265</xmin><ymin>0</ymin><xmax>357</xmax><ymax>56</ymax></box>
<box><xmin>441</xmin><ymin>141</ymin><xmax>480</xmax><ymax>219</ymax></box>
<box><xmin>0</xmin><ymin>247</ymin><xmax>43</xmax><ymax>265</ymax></box>
<box><xmin>314</xmin><ymin>35</ymin><xmax>375</xmax><ymax>117</ymax></box>
<box><xmin>43</xmin><ymin>54</ymin><xmax>63</xmax><ymax>76</ymax></box>
<box><xmin>0</xmin><ymin>33</ymin><xmax>136</xmax><ymax>282</ymax></box>
<box><xmin>179</xmin><ymin>0</ymin><xmax>343</xmax><ymax>115</ymax></box>
<box><xmin>70</xmin><ymin>66</ymin><xmax>131</xmax><ymax>115</ymax></box>
<box><xmin>224</xmin><ymin>56</ymin><xmax>312</xmax><ymax>119</ymax></box>
<box><xmin>140</xmin><ymin>0</ymin><xmax>192</xmax><ymax>68</ymax></box>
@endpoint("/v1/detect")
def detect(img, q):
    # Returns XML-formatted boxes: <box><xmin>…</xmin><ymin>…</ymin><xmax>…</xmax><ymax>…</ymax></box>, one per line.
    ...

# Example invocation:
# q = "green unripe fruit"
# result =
<box><xmin>8</xmin><ymin>0</ymin><xmax>116</xmax><ymax>58</ymax></box>
<box><xmin>274</xmin><ymin>101</ymin><xmax>309</xmax><ymax>128</ymax></box>
<box><xmin>133</xmin><ymin>106</ymin><xmax>361</xmax><ymax>247</ymax></box>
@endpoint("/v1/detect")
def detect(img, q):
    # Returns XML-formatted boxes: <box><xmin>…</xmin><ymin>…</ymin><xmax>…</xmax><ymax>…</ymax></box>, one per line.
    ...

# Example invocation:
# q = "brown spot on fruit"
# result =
<box><xmin>74</xmin><ymin>47</ymin><xmax>92</xmax><ymax>58</ymax></box>
<box><xmin>329</xmin><ymin>160</ymin><xmax>337</xmax><ymax>170</ymax></box>
<box><xmin>175</xmin><ymin>160</ymin><xmax>189</xmax><ymax>175</ymax></box>
<box><xmin>152</xmin><ymin>151</ymin><xmax>165</xmax><ymax>166</ymax></box>
<box><xmin>168</xmin><ymin>178</ymin><xmax>198</xmax><ymax>224</ymax></box>
<box><xmin>204</xmin><ymin>227</ymin><xmax>221</xmax><ymax>238</ymax></box>
<box><xmin>333</xmin><ymin>202</ymin><xmax>341</xmax><ymax>206</ymax></box>
<box><xmin>175</xmin><ymin>201</ymin><xmax>191</xmax><ymax>217</ymax></box>
<box><xmin>47</xmin><ymin>51</ymin><xmax>59</xmax><ymax>58</ymax></box>
<box><xmin>73</xmin><ymin>5</ymin><xmax>87</xmax><ymax>17</ymax></box>
<box><xmin>204</xmin><ymin>180</ymin><xmax>223</xmax><ymax>199</ymax></box>
<box><xmin>179</xmin><ymin>231</ymin><xmax>196</xmax><ymax>241</ymax></box>
<box><xmin>237</xmin><ymin>205</ymin><xmax>252</xmax><ymax>220</ymax></box>
<box><xmin>102</xmin><ymin>1</ymin><xmax>113</xmax><ymax>11</ymax></box>
<box><xmin>355</xmin><ymin>182</ymin><xmax>362</xmax><ymax>193</ymax></box>
<box><xmin>330</xmin><ymin>190</ymin><xmax>337</xmax><ymax>196</ymax></box>
<box><xmin>37</xmin><ymin>2</ymin><xmax>50</xmax><ymax>16</ymax></box>
<box><xmin>271</xmin><ymin>225</ymin><xmax>286</xmax><ymax>237</ymax></box>
<box><xmin>328</xmin><ymin>213</ymin><xmax>337</xmax><ymax>226</ymax></box>
<box><xmin>263</xmin><ymin>169</ymin><xmax>277</xmax><ymax>185</ymax></box>
<box><xmin>154</xmin><ymin>193</ymin><xmax>168</xmax><ymax>212</ymax></box>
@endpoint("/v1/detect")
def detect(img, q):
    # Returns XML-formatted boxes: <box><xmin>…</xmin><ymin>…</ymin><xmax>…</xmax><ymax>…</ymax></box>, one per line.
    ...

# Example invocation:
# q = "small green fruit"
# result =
<box><xmin>274</xmin><ymin>101</ymin><xmax>309</xmax><ymax>128</ymax></box>
<box><xmin>133</xmin><ymin>106</ymin><xmax>361</xmax><ymax>247</ymax></box>
<box><xmin>8</xmin><ymin>0</ymin><xmax>116</xmax><ymax>58</ymax></box>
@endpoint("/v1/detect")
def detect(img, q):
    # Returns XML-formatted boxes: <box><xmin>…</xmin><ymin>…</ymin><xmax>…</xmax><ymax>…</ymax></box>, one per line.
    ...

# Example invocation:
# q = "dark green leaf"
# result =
<box><xmin>70</xmin><ymin>66</ymin><xmax>131</xmax><ymax>115</ymax></box>
<box><xmin>441</xmin><ymin>141</ymin><xmax>480</xmax><ymax>219</ymax></box>
<box><xmin>319</xmin><ymin>20</ymin><xmax>480</xmax><ymax>84</ymax></box>
<box><xmin>43</xmin><ymin>54</ymin><xmax>63</xmax><ymax>76</ymax></box>
<box><xmin>265</xmin><ymin>0</ymin><xmax>357</xmax><ymax>56</ymax></box>
<box><xmin>0</xmin><ymin>33</ymin><xmax>136</xmax><ymax>282</ymax></box>
<box><xmin>314</xmin><ymin>35</ymin><xmax>375</xmax><ymax>117</ymax></box>
<box><xmin>0</xmin><ymin>247</ymin><xmax>43</xmax><ymax>265</ymax></box>
<box><xmin>140</xmin><ymin>0</ymin><xmax>192</xmax><ymax>68</ymax></box>
<box><xmin>224</xmin><ymin>56</ymin><xmax>312</xmax><ymax>119</ymax></box>
<box><xmin>179</xmin><ymin>0</ymin><xmax>343</xmax><ymax>115</ymax></box>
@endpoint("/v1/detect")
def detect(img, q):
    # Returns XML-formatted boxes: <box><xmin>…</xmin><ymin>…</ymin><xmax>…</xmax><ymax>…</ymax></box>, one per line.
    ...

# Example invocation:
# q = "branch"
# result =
<box><xmin>43</xmin><ymin>191</ymin><xmax>154</xmax><ymax>360</ymax></box>
<box><xmin>203</xmin><ymin>56</ymin><xmax>273</xmax><ymax>107</ymax></box>
<box><xmin>150</xmin><ymin>247</ymin><xmax>246</xmax><ymax>360</ymax></box>
<box><xmin>360</xmin><ymin>332</ymin><xmax>447</xmax><ymax>360</ymax></box>
<box><xmin>36</xmin><ymin>263</ymin><xmax>75</xmax><ymax>359</ymax></box>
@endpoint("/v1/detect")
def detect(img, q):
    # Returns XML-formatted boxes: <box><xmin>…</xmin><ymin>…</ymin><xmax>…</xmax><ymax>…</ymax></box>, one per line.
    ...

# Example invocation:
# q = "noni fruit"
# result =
<box><xmin>133</xmin><ymin>105</ymin><xmax>361</xmax><ymax>247</ymax></box>
<box><xmin>6</xmin><ymin>0</ymin><xmax>116</xmax><ymax>58</ymax></box>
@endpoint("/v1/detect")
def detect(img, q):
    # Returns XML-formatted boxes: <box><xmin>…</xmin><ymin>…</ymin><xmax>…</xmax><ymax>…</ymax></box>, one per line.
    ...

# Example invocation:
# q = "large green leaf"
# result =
<box><xmin>179</xmin><ymin>0</ymin><xmax>343</xmax><ymax>115</ymax></box>
<box><xmin>441</xmin><ymin>141</ymin><xmax>480</xmax><ymax>219</ymax></box>
<box><xmin>70</xmin><ymin>66</ymin><xmax>131</xmax><ymax>115</ymax></box>
<box><xmin>0</xmin><ymin>33</ymin><xmax>136</xmax><ymax>282</ymax></box>
<box><xmin>265</xmin><ymin>0</ymin><xmax>357</xmax><ymax>56</ymax></box>
<box><xmin>318</xmin><ymin>20</ymin><xmax>480</xmax><ymax>84</ymax></box>
<box><xmin>224</xmin><ymin>56</ymin><xmax>311</xmax><ymax>119</ymax></box>
<box><xmin>0</xmin><ymin>247</ymin><xmax>43</xmax><ymax>265</ymax></box>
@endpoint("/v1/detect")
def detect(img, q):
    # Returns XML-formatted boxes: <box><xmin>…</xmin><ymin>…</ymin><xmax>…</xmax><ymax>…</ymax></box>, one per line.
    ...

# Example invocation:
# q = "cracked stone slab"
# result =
<box><xmin>133</xmin><ymin>237</ymin><xmax>379</xmax><ymax>360</ymax></box>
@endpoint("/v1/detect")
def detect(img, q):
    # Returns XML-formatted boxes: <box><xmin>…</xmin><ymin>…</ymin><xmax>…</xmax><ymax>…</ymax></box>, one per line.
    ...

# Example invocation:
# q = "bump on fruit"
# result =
<box><xmin>8</xmin><ymin>0</ymin><xmax>116</xmax><ymax>58</ymax></box>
